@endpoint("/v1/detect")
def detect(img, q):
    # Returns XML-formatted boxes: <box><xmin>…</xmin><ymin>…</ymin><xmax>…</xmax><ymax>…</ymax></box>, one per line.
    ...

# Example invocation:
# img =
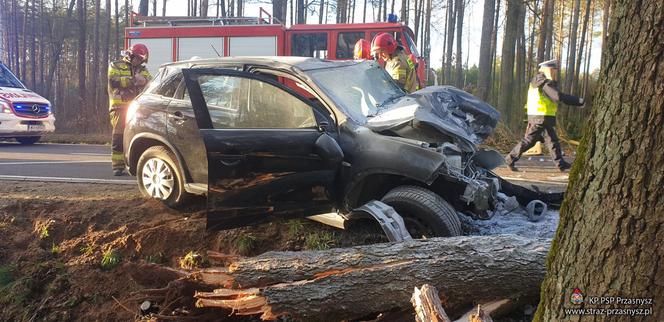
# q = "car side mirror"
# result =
<box><xmin>314</xmin><ymin>133</ymin><xmax>343</xmax><ymax>166</ymax></box>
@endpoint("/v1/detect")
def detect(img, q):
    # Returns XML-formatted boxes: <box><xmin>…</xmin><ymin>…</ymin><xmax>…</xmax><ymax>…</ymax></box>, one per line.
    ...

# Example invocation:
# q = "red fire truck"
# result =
<box><xmin>125</xmin><ymin>9</ymin><xmax>426</xmax><ymax>88</ymax></box>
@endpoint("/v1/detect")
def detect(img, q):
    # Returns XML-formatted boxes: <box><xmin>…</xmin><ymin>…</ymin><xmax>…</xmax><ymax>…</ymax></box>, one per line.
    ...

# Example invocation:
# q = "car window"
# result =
<box><xmin>0</xmin><ymin>63</ymin><xmax>24</xmax><ymax>88</ymax></box>
<box><xmin>292</xmin><ymin>33</ymin><xmax>328</xmax><ymax>59</ymax></box>
<box><xmin>156</xmin><ymin>73</ymin><xmax>183</xmax><ymax>98</ymax></box>
<box><xmin>196</xmin><ymin>75</ymin><xmax>317</xmax><ymax>129</ymax></box>
<box><xmin>336</xmin><ymin>32</ymin><xmax>364</xmax><ymax>59</ymax></box>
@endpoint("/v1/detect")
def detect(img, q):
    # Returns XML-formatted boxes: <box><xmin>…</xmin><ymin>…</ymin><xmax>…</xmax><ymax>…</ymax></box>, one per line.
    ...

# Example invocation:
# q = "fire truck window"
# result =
<box><xmin>336</xmin><ymin>32</ymin><xmax>364</xmax><ymax>59</ymax></box>
<box><xmin>292</xmin><ymin>33</ymin><xmax>328</xmax><ymax>59</ymax></box>
<box><xmin>370</xmin><ymin>31</ymin><xmax>404</xmax><ymax>48</ymax></box>
<box><xmin>404</xmin><ymin>33</ymin><xmax>420</xmax><ymax>57</ymax></box>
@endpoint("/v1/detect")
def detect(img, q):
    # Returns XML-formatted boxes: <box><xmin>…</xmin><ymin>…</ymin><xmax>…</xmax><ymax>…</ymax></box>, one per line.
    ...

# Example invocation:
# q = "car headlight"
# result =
<box><xmin>0</xmin><ymin>101</ymin><xmax>12</xmax><ymax>114</ymax></box>
<box><xmin>126</xmin><ymin>101</ymin><xmax>140</xmax><ymax>123</ymax></box>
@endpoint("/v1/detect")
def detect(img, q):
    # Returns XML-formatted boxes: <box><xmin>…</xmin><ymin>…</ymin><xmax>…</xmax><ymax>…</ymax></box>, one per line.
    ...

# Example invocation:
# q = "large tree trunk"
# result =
<box><xmin>454</xmin><ymin>0</ymin><xmax>464</xmax><ymax>89</ymax></box>
<box><xmin>272</xmin><ymin>0</ymin><xmax>286</xmax><ymax>23</ymax></box>
<box><xmin>534</xmin><ymin>1</ymin><xmax>664</xmax><ymax>320</ymax></box>
<box><xmin>498</xmin><ymin>0</ymin><xmax>520</xmax><ymax>129</ymax></box>
<box><xmin>76</xmin><ymin>0</ymin><xmax>87</xmax><ymax>128</ymax></box>
<box><xmin>563</xmin><ymin>0</ymin><xmax>581</xmax><ymax>93</ymax></box>
<box><xmin>476</xmin><ymin>0</ymin><xmax>495</xmax><ymax>100</ymax></box>
<box><xmin>572</xmin><ymin>0</ymin><xmax>592</xmax><ymax>94</ymax></box>
<box><xmin>200</xmin><ymin>0</ymin><xmax>208</xmax><ymax>17</ymax></box>
<box><xmin>168</xmin><ymin>235</ymin><xmax>550</xmax><ymax>320</ymax></box>
<box><xmin>443</xmin><ymin>0</ymin><xmax>455</xmax><ymax>84</ymax></box>
<box><xmin>139</xmin><ymin>0</ymin><xmax>148</xmax><ymax>16</ymax></box>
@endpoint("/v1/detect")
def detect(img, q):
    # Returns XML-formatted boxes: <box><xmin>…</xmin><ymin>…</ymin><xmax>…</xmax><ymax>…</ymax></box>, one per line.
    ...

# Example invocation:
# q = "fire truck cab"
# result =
<box><xmin>125</xmin><ymin>10</ymin><xmax>426</xmax><ymax>88</ymax></box>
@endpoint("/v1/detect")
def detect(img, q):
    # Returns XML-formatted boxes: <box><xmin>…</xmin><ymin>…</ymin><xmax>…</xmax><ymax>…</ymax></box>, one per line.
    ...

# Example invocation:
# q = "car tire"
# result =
<box><xmin>136</xmin><ymin>146</ymin><xmax>191</xmax><ymax>208</ymax></box>
<box><xmin>15</xmin><ymin>136</ymin><xmax>40</xmax><ymax>145</ymax></box>
<box><xmin>381</xmin><ymin>185</ymin><xmax>462</xmax><ymax>238</ymax></box>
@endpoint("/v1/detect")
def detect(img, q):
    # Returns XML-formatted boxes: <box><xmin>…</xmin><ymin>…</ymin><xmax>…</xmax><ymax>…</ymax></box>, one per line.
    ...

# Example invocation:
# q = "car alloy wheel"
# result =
<box><xmin>141</xmin><ymin>157</ymin><xmax>175</xmax><ymax>200</ymax></box>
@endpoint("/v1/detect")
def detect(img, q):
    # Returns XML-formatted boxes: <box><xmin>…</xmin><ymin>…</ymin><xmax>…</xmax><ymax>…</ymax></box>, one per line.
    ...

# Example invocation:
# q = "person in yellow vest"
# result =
<box><xmin>107</xmin><ymin>43</ymin><xmax>152</xmax><ymax>176</ymax></box>
<box><xmin>505</xmin><ymin>59</ymin><xmax>584</xmax><ymax>172</ymax></box>
<box><xmin>370</xmin><ymin>33</ymin><xmax>418</xmax><ymax>93</ymax></box>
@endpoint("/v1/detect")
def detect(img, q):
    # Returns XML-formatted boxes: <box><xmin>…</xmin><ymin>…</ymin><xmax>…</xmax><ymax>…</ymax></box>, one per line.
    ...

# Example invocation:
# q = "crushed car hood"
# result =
<box><xmin>366</xmin><ymin>86</ymin><xmax>500</xmax><ymax>146</ymax></box>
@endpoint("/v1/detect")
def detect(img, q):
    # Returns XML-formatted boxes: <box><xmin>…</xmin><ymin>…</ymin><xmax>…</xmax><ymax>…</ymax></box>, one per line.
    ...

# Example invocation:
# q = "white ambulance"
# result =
<box><xmin>0</xmin><ymin>62</ymin><xmax>55</xmax><ymax>144</ymax></box>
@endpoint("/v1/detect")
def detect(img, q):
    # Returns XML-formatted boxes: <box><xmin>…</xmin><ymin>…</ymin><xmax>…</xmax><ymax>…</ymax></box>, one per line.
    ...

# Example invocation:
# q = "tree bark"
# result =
<box><xmin>443</xmin><ymin>0</ymin><xmax>455</xmax><ymax>84</ymax></box>
<box><xmin>139</xmin><ymin>0</ymin><xmax>149</xmax><ymax>15</ymax></box>
<box><xmin>272</xmin><ymin>0</ymin><xmax>286</xmax><ymax>23</ymax></box>
<box><xmin>454</xmin><ymin>0</ymin><xmax>464</xmax><ymax>89</ymax></box>
<box><xmin>477</xmin><ymin>0</ymin><xmax>495</xmax><ymax>100</ymax></box>
<box><xmin>537</xmin><ymin>0</ymin><xmax>554</xmax><ymax>63</ymax></box>
<box><xmin>563</xmin><ymin>0</ymin><xmax>581</xmax><ymax>93</ymax></box>
<box><xmin>92</xmin><ymin>0</ymin><xmax>101</xmax><ymax>120</ymax></box>
<box><xmin>498</xmin><ymin>0</ymin><xmax>520</xmax><ymax>129</ymax></box>
<box><xmin>76</xmin><ymin>0</ymin><xmax>87</xmax><ymax>128</ymax></box>
<box><xmin>200</xmin><ymin>0</ymin><xmax>208</xmax><ymax>17</ymax></box>
<box><xmin>489</xmin><ymin>0</ymin><xmax>501</xmax><ymax>104</ymax></box>
<box><xmin>319</xmin><ymin>0</ymin><xmax>325</xmax><ymax>23</ymax></box>
<box><xmin>572</xmin><ymin>0</ymin><xmax>591</xmax><ymax>94</ymax></box>
<box><xmin>534</xmin><ymin>1</ymin><xmax>664</xmax><ymax>320</ymax></box>
<box><xmin>188</xmin><ymin>235</ymin><xmax>549</xmax><ymax>320</ymax></box>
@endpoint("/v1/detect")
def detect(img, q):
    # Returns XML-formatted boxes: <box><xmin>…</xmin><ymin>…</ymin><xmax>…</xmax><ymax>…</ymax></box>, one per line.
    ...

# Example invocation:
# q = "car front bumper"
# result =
<box><xmin>0</xmin><ymin>113</ymin><xmax>55</xmax><ymax>137</ymax></box>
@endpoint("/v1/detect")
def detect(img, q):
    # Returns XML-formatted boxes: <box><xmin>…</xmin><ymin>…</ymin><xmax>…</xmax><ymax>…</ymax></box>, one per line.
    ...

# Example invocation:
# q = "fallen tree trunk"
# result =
<box><xmin>191</xmin><ymin>235</ymin><xmax>550</xmax><ymax>320</ymax></box>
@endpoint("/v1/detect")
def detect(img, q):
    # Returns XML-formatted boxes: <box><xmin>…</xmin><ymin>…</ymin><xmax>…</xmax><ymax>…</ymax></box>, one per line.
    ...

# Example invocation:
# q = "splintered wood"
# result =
<box><xmin>411</xmin><ymin>284</ymin><xmax>452</xmax><ymax>322</ymax></box>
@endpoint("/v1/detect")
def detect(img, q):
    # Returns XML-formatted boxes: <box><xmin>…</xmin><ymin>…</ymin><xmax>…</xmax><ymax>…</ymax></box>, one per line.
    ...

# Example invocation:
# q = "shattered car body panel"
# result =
<box><xmin>125</xmin><ymin>57</ymin><xmax>562</xmax><ymax>233</ymax></box>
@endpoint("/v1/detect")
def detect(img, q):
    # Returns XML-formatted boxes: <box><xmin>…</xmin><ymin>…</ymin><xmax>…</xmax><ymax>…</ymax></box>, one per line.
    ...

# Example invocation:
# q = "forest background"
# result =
<box><xmin>0</xmin><ymin>0</ymin><xmax>611</xmax><ymax>139</ymax></box>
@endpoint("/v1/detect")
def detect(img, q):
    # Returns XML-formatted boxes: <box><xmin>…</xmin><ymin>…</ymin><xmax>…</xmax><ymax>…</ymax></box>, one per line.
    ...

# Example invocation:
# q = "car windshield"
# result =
<box><xmin>0</xmin><ymin>63</ymin><xmax>24</xmax><ymax>88</ymax></box>
<box><xmin>306</xmin><ymin>61</ymin><xmax>405</xmax><ymax>122</ymax></box>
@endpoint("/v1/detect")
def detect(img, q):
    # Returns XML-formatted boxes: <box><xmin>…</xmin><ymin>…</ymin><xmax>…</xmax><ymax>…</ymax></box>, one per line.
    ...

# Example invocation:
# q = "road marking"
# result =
<box><xmin>0</xmin><ymin>175</ymin><xmax>134</xmax><ymax>185</ymax></box>
<box><xmin>0</xmin><ymin>160</ymin><xmax>108</xmax><ymax>165</ymax></box>
<box><xmin>501</xmin><ymin>176</ymin><xmax>568</xmax><ymax>186</ymax></box>
<box><xmin>69</xmin><ymin>153</ymin><xmax>109</xmax><ymax>156</ymax></box>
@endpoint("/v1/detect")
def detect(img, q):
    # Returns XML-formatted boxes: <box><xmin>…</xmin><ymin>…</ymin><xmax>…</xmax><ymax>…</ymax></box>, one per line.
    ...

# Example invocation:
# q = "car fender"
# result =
<box><xmin>127</xmin><ymin>132</ymin><xmax>189</xmax><ymax>182</ymax></box>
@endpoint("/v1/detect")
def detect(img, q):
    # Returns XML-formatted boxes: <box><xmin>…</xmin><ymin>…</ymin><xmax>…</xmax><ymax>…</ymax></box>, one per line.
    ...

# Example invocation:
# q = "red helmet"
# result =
<box><xmin>354</xmin><ymin>39</ymin><xmax>373</xmax><ymax>60</ymax></box>
<box><xmin>371</xmin><ymin>33</ymin><xmax>397</xmax><ymax>56</ymax></box>
<box><xmin>127</xmin><ymin>43</ymin><xmax>149</xmax><ymax>62</ymax></box>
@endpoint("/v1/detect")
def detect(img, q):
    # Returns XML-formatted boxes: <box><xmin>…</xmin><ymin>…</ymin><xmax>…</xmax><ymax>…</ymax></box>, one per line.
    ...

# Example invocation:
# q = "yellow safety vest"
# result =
<box><xmin>107</xmin><ymin>60</ymin><xmax>152</xmax><ymax>110</ymax></box>
<box><xmin>526</xmin><ymin>85</ymin><xmax>557</xmax><ymax>116</ymax></box>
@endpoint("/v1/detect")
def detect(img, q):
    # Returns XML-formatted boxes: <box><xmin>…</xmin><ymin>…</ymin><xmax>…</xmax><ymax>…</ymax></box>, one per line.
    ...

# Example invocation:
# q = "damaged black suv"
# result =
<box><xmin>124</xmin><ymin>57</ymin><xmax>558</xmax><ymax>237</ymax></box>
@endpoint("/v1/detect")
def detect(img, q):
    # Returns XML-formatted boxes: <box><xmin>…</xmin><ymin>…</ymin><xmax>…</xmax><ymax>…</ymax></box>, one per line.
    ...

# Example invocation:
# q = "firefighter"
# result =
<box><xmin>107</xmin><ymin>43</ymin><xmax>152</xmax><ymax>176</ymax></box>
<box><xmin>505</xmin><ymin>59</ymin><xmax>584</xmax><ymax>172</ymax></box>
<box><xmin>353</xmin><ymin>39</ymin><xmax>374</xmax><ymax>60</ymax></box>
<box><xmin>370</xmin><ymin>33</ymin><xmax>418</xmax><ymax>93</ymax></box>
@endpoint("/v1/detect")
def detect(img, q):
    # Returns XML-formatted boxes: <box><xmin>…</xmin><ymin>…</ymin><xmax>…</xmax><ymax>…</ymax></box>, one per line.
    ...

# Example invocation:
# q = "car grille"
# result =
<box><xmin>12</xmin><ymin>102</ymin><xmax>50</xmax><ymax>118</ymax></box>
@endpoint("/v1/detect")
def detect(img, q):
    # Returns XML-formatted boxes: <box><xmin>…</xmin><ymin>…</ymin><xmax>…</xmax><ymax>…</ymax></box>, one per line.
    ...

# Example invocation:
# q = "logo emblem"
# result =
<box><xmin>570</xmin><ymin>288</ymin><xmax>584</xmax><ymax>305</ymax></box>
<box><xmin>31</xmin><ymin>104</ymin><xmax>41</xmax><ymax>113</ymax></box>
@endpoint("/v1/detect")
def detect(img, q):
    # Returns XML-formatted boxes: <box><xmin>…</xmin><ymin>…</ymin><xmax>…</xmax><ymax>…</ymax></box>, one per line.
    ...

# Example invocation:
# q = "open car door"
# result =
<box><xmin>181</xmin><ymin>68</ymin><xmax>343</xmax><ymax>230</ymax></box>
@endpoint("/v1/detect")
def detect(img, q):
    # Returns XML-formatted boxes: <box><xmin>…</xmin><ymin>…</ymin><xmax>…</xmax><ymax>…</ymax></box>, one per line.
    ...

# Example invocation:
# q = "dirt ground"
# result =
<box><xmin>0</xmin><ymin>181</ymin><xmax>391</xmax><ymax>322</ymax></box>
<box><xmin>0</xmin><ymin>180</ymin><xmax>561</xmax><ymax>321</ymax></box>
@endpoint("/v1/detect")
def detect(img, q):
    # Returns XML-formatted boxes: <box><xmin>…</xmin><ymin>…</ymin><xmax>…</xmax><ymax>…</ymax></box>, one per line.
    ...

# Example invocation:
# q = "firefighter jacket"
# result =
<box><xmin>107</xmin><ymin>59</ymin><xmax>152</xmax><ymax>111</ymax></box>
<box><xmin>526</xmin><ymin>73</ymin><xmax>583</xmax><ymax>117</ymax></box>
<box><xmin>385</xmin><ymin>48</ymin><xmax>418</xmax><ymax>93</ymax></box>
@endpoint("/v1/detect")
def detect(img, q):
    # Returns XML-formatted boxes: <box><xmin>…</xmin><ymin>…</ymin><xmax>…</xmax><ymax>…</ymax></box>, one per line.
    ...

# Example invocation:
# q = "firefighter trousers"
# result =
<box><xmin>507</xmin><ymin>116</ymin><xmax>565</xmax><ymax>168</ymax></box>
<box><xmin>109</xmin><ymin>108</ymin><xmax>126</xmax><ymax>170</ymax></box>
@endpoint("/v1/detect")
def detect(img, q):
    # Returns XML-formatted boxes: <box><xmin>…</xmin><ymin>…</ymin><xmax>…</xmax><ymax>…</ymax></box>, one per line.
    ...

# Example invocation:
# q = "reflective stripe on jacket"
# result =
<box><xmin>526</xmin><ymin>85</ymin><xmax>557</xmax><ymax>116</ymax></box>
<box><xmin>385</xmin><ymin>49</ymin><xmax>418</xmax><ymax>93</ymax></box>
<box><xmin>107</xmin><ymin>60</ymin><xmax>152</xmax><ymax>110</ymax></box>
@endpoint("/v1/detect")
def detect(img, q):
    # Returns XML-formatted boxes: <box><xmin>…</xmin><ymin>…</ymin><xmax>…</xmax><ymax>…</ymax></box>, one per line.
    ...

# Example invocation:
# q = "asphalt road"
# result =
<box><xmin>0</xmin><ymin>142</ymin><xmax>571</xmax><ymax>189</ymax></box>
<box><xmin>0</xmin><ymin>142</ymin><xmax>134</xmax><ymax>184</ymax></box>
